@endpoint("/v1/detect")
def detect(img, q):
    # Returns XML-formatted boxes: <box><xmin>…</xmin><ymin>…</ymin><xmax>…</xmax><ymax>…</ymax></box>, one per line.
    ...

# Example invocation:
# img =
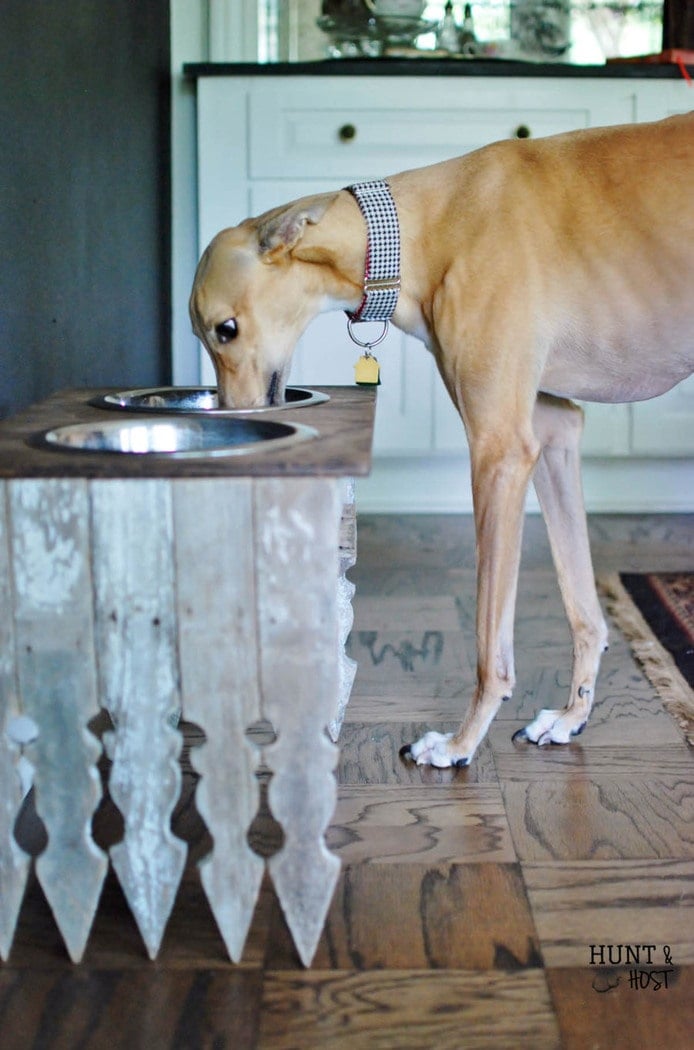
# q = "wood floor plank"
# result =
<box><xmin>491</xmin><ymin>734</ymin><xmax>694</xmax><ymax>780</ymax></box>
<box><xmin>327</xmin><ymin>784</ymin><xmax>516</xmax><ymax>864</ymax></box>
<box><xmin>352</xmin><ymin>594</ymin><xmax>463</xmax><ymax>632</ymax></box>
<box><xmin>336</xmin><ymin>723</ymin><xmax>498</xmax><ymax>785</ymax></box>
<box><xmin>347</xmin><ymin>629</ymin><xmax>476</xmax><ymax>697</ymax></box>
<box><xmin>502</xmin><ymin>775</ymin><xmax>694</xmax><ymax>862</ymax></box>
<box><xmin>547</xmin><ymin>965</ymin><xmax>694</xmax><ymax>1050</ymax></box>
<box><xmin>265</xmin><ymin>863</ymin><xmax>542</xmax><ymax>971</ymax></box>
<box><xmin>0</xmin><ymin>968</ymin><xmax>262</xmax><ymax>1050</ymax></box>
<box><xmin>493</xmin><ymin>661</ymin><xmax>684</xmax><ymax>739</ymax></box>
<box><xmin>522</xmin><ymin>859</ymin><xmax>694</xmax><ymax>966</ymax></box>
<box><xmin>342</xmin><ymin>692</ymin><xmax>471</xmax><ymax>722</ymax></box>
<box><xmin>258</xmin><ymin>970</ymin><xmax>560</xmax><ymax>1050</ymax></box>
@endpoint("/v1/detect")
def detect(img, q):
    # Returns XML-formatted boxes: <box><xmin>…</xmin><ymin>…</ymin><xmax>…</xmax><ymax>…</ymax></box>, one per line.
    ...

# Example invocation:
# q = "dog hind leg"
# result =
<box><xmin>515</xmin><ymin>393</ymin><xmax>609</xmax><ymax>745</ymax></box>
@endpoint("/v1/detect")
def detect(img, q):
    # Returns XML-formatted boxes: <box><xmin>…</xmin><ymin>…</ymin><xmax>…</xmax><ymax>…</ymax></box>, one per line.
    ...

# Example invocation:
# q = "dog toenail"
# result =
<box><xmin>399</xmin><ymin>744</ymin><xmax>414</xmax><ymax>760</ymax></box>
<box><xmin>512</xmin><ymin>727</ymin><xmax>529</xmax><ymax>742</ymax></box>
<box><xmin>572</xmin><ymin>722</ymin><xmax>587</xmax><ymax>737</ymax></box>
<box><xmin>453</xmin><ymin>757</ymin><xmax>470</xmax><ymax>768</ymax></box>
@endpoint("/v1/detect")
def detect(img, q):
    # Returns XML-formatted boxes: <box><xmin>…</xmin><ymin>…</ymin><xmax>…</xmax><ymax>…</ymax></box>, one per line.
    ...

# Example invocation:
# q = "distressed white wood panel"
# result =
<box><xmin>91</xmin><ymin>479</ymin><xmax>186</xmax><ymax>959</ymax></box>
<box><xmin>173</xmin><ymin>479</ymin><xmax>264</xmax><ymax>963</ymax></box>
<box><xmin>9</xmin><ymin>479</ymin><xmax>106</xmax><ymax>963</ymax></box>
<box><xmin>255</xmin><ymin>478</ymin><xmax>342</xmax><ymax>966</ymax></box>
<box><xmin>330</xmin><ymin>478</ymin><xmax>358</xmax><ymax>742</ymax></box>
<box><xmin>0</xmin><ymin>483</ymin><xmax>30</xmax><ymax>960</ymax></box>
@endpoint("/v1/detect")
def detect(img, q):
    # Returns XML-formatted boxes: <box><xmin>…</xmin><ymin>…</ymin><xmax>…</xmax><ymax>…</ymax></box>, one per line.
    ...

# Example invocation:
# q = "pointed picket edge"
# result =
<box><xmin>173</xmin><ymin>479</ymin><xmax>264</xmax><ymax>963</ymax></box>
<box><xmin>91</xmin><ymin>479</ymin><xmax>187</xmax><ymax>959</ymax></box>
<box><xmin>109</xmin><ymin>813</ymin><xmax>186</xmax><ymax>960</ymax></box>
<box><xmin>0</xmin><ymin>481</ymin><xmax>31</xmax><ymax>961</ymax></box>
<box><xmin>8</xmin><ymin>479</ymin><xmax>107</xmax><ymax>962</ymax></box>
<box><xmin>255</xmin><ymin>478</ymin><xmax>342</xmax><ymax>966</ymax></box>
<box><xmin>267</xmin><ymin>747</ymin><xmax>341</xmax><ymax>968</ymax></box>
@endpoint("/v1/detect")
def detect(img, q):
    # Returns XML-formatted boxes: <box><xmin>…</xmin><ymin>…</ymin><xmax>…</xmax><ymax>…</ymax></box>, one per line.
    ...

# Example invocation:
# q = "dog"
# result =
<box><xmin>190</xmin><ymin>112</ymin><xmax>694</xmax><ymax>768</ymax></box>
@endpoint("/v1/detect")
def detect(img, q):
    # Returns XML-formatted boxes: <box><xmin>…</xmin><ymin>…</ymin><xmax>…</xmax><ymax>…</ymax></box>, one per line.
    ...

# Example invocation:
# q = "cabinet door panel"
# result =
<box><xmin>631</xmin><ymin>86</ymin><xmax>694</xmax><ymax>456</ymax></box>
<box><xmin>635</xmin><ymin>81</ymin><xmax>694</xmax><ymax>122</ymax></box>
<box><xmin>432</xmin><ymin>384</ymin><xmax>631</xmax><ymax>456</ymax></box>
<box><xmin>580</xmin><ymin>403</ymin><xmax>631</xmax><ymax>456</ymax></box>
<box><xmin>631</xmin><ymin>376</ymin><xmax>694</xmax><ymax>456</ymax></box>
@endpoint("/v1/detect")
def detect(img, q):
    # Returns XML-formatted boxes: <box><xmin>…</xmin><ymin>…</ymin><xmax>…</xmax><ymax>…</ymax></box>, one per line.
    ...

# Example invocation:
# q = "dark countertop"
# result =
<box><xmin>0</xmin><ymin>387</ymin><xmax>377</xmax><ymax>480</ymax></box>
<box><xmin>184</xmin><ymin>58</ymin><xmax>691</xmax><ymax>79</ymax></box>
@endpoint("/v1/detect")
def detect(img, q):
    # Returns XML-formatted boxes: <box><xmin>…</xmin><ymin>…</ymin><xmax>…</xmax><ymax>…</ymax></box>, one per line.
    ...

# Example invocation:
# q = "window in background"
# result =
<box><xmin>257</xmin><ymin>1</ymin><xmax>664</xmax><ymax>63</ymax></box>
<box><xmin>420</xmin><ymin>2</ymin><xmax>663</xmax><ymax>63</ymax></box>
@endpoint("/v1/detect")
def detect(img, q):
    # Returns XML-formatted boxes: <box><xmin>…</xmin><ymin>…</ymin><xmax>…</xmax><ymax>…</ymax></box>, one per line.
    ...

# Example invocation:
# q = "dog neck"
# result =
<box><xmin>290</xmin><ymin>186</ymin><xmax>429</xmax><ymax>343</ymax></box>
<box><xmin>290</xmin><ymin>195</ymin><xmax>367</xmax><ymax>311</ymax></box>
<box><xmin>344</xmin><ymin>180</ymin><xmax>401</xmax><ymax>324</ymax></box>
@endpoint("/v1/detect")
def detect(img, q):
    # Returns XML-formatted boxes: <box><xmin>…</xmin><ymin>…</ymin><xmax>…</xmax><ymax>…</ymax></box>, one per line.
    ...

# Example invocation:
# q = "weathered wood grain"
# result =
<box><xmin>0</xmin><ymin>483</ymin><xmax>30</xmax><ymax>961</ymax></box>
<box><xmin>501</xmin><ymin>775</ymin><xmax>694</xmax><ymax>861</ymax></box>
<box><xmin>547</xmin><ymin>965</ymin><xmax>694</xmax><ymax>1050</ymax></box>
<box><xmin>259</xmin><ymin>969</ymin><xmax>560</xmax><ymax>1050</ymax></box>
<box><xmin>173</xmin><ymin>478</ymin><xmax>264</xmax><ymax>963</ymax></box>
<box><xmin>336</xmin><ymin>723</ymin><xmax>499</xmax><ymax>786</ymax></box>
<box><xmin>330</xmin><ymin>477</ymin><xmax>358</xmax><ymax>741</ymax></box>
<box><xmin>254</xmin><ymin>478</ymin><xmax>342</xmax><ymax>967</ymax></box>
<box><xmin>326</xmin><ymin>784</ymin><xmax>516</xmax><ymax>864</ymax></box>
<box><xmin>266</xmin><ymin>862</ymin><xmax>542</xmax><ymax>971</ymax></box>
<box><xmin>491</xmin><ymin>734</ymin><xmax>694</xmax><ymax>780</ymax></box>
<box><xmin>8</xmin><ymin>479</ymin><xmax>107</xmax><ymax>962</ymax></box>
<box><xmin>0</xmin><ymin>967</ymin><xmax>264</xmax><ymax>1050</ymax></box>
<box><xmin>523</xmin><ymin>859</ymin><xmax>694</xmax><ymax>966</ymax></box>
<box><xmin>91</xmin><ymin>479</ymin><xmax>186</xmax><ymax>959</ymax></box>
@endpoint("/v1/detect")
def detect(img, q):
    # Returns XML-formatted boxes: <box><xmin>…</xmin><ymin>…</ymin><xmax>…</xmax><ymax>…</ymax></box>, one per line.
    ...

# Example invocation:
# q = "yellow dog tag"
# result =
<box><xmin>354</xmin><ymin>354</ymin><xmax>381</xmax><ymax>386</ymax></box>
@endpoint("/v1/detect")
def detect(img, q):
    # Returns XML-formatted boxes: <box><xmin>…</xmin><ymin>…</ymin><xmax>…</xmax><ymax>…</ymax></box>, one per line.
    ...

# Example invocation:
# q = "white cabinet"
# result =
<box><xmin>630</xmin><ymin>82</ymin><xmax>694</xmax><ymax>458</ymax></box>
<box><xmin>194</xmin><ymin>72</ymin><xmax>694</xmax><ymax>509</ymax></box>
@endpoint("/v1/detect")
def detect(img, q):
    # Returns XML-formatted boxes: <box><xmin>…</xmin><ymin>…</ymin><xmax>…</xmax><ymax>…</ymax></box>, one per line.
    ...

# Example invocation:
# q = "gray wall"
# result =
<box><xmin>0</xmin><ymin>1</ymin><xmax>171</xmax><ymax>418</ymax></box>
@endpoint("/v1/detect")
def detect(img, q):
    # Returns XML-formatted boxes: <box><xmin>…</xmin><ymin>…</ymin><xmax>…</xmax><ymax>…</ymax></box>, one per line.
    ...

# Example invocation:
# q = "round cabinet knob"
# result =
<box><xmin>338</xmin><ymin>123</ymin><xmax>357</xmax><ymax>143</ymax></box>
<box><xmin>515</xmin><ymin>124</ymin><xmax>532</xmax><ymax>139</ymax></box>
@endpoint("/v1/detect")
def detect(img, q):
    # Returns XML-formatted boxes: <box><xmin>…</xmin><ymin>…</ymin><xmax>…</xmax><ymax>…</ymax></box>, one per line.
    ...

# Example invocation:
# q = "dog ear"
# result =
<box><xmin>256</xmin><ymin>193</ymin><xmax>339</xmax><ymax>263</ymax></box>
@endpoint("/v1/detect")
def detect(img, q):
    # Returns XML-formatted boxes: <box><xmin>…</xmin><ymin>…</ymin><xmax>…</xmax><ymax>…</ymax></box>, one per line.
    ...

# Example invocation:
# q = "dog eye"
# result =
<box><xmin>215</xmin><ymin>318</ymin><xmax>238</xmax><ymax>344</ymax></box>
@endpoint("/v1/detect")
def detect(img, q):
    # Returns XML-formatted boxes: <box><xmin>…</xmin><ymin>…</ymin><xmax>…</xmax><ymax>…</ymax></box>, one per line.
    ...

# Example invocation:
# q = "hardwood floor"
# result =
<box><xmin>2</xmin><ymin>514</ymin><xmax>693</xmax><ymax>1049</ymax></box>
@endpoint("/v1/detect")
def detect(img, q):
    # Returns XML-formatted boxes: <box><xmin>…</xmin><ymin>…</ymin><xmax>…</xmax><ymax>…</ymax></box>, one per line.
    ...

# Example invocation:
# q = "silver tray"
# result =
<box><xmin>37</xmin><ymin>417</ymin><xmax>317</xmax><ymax>459</ymax></box>
<box><xmin>91</xmin><ymin>386</ymin><xmax>330</xmax><ymax>415</ymax></box>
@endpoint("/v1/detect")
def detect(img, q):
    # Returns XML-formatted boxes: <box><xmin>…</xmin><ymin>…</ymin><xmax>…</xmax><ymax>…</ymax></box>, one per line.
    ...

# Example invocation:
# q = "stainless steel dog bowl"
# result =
<box><xmin>91</xmin><ymin>386</ymin><xmax>329</xmax><ymax>414</ymax></box>
<box><xmin>38</xmin><ymin>417</ymin><xmax>316</xmax><ymax>458</ymax></box>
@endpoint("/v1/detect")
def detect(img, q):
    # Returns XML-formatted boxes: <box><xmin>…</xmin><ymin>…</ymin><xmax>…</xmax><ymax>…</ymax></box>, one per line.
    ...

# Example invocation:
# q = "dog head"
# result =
<box><xmin>190</xmin><ymin>192</ymin><xmax>342</xmax><ymax>408</ymax></box>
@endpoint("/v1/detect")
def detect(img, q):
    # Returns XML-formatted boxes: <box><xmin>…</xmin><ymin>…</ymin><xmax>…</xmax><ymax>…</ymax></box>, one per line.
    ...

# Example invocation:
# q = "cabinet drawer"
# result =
<box><xmin>248</xmin><ymin>80</ymin><xmax>594</xmax><ymax>180</ymax></box>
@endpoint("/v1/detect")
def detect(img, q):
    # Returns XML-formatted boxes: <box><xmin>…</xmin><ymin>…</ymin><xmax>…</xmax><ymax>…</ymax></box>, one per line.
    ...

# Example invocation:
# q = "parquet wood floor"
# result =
<box><xmin>2</xmin><ymin>514</ymin><xmax>693</xmax><ymax>1049</ymax></box>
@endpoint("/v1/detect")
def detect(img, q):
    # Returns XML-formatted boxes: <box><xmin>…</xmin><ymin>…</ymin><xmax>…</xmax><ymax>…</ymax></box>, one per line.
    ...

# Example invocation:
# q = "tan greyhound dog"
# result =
<box><xmin>190</xmin><ymin>112</ymin><xmax>694</xmax><ymax>768</ymax></box>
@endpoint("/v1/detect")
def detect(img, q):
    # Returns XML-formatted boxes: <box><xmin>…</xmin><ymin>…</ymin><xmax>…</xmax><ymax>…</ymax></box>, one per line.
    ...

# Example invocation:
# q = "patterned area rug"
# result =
<box><xmin>600</xmin><ymin>572</ymin><xmax>694</xmax><ymax>745</ymax></box>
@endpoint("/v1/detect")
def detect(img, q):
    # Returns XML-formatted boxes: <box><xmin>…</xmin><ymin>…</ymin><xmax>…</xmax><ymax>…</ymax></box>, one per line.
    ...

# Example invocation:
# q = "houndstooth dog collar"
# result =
<box><xmin>345</xmin><ymin>180</ymin><xmax>401</xmax><ymax>327</ymax></box>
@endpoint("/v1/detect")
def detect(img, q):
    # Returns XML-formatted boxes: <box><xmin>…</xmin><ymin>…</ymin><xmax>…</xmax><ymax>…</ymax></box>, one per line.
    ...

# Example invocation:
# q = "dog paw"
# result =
<box><xmin>400</xmin><ymin>731</ymin><xmax>470</xmax><ymax>769</ymax></box>
<box><xmin>513</xmin><ymin>709</ymin><xmax>587</xmax><ymax>746</ymax></box>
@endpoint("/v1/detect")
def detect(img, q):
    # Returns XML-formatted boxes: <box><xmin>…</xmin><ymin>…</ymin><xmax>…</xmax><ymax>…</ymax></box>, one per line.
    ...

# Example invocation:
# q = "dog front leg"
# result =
<box><xmin>403</xmin><ymin>424</ymin><xmax>540</xmax><ymax>768</ymax></box>
<box><xmin>514</xmin><ymin>394</ymin><xmax>609</xmax><ymax>745</ymax></box>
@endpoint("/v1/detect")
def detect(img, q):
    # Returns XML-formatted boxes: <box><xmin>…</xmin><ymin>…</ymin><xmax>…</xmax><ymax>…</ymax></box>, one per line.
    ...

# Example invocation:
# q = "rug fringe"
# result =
<box><xmin>598</xmin><ymin>573</ymin><xmax>694</xmax><ymax>747</ymax></box>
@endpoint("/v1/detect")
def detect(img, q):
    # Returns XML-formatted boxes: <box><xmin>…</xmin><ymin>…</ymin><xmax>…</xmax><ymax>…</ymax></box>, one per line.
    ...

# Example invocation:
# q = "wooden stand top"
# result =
<box><xmin>0</xmin><ymin>387</ymin><xmax>377</xmax><ymax>479</ymax></box>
